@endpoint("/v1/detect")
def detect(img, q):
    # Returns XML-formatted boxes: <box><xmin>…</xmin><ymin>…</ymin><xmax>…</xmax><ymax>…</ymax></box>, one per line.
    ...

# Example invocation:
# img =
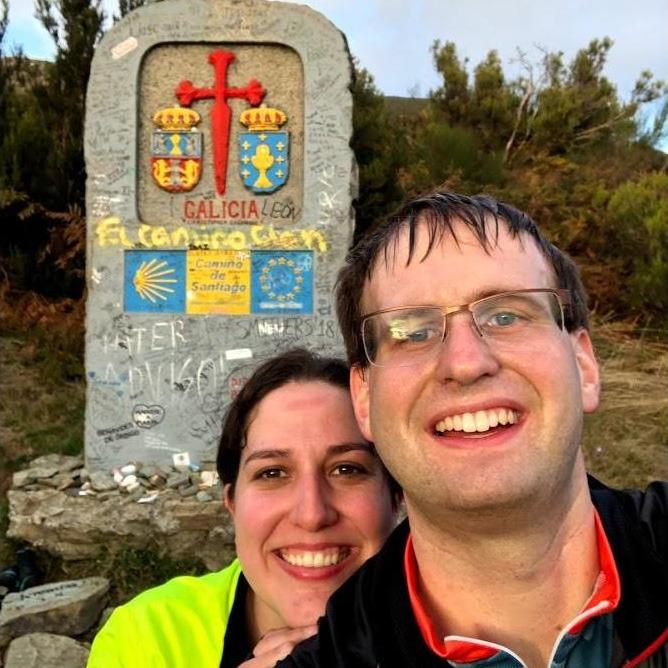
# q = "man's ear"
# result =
<box><xmin>350</xmin><ymin>365</ymin><xmax>373</xmax><ymax>441</ymax></box>
<box><xmin>223</xmin><ymin>483</ymin><xmax>235</xmax><ymax>515</ymax></box>
<box><xmin>571</xmin><ymin>329</ymin><xmax>600</xmax><ymax>414</ymax></box>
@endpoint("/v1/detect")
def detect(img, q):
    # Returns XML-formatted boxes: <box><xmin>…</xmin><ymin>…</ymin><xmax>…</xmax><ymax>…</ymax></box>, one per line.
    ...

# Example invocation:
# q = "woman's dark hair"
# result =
<box><xmin>217</xmin><ymin>348</ymin><xmax>351</xmax><ymax>495</ymax></box>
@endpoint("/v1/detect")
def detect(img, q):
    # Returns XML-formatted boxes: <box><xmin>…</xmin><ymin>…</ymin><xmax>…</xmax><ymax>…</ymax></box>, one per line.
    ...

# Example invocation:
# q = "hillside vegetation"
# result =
<box><xmin>0</xmin><ymin>0</ymin><xmax>666</xmax><ymax>604</ymax></box>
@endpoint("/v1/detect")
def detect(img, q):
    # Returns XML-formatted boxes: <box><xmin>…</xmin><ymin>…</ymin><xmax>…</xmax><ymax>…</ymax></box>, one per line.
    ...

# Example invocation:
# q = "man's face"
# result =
<box><xmin>351</xmin><ymin>220</ymin><xmax>600</xmax><ymax>519</ymax></box>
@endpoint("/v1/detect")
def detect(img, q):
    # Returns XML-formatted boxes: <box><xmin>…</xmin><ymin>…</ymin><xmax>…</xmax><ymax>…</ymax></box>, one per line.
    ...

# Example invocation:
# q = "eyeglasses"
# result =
<box><xmin>361</xmin><ymin>289</ymin><xmax>571</xmax><ymax>368</ymax></box>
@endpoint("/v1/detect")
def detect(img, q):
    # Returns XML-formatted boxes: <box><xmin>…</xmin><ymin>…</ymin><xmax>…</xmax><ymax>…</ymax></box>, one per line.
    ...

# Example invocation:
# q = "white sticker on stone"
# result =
<box><xmin>111</xmin><ymin>36</ymin><xmax>138</xmax><ymax>60</ymax></box>
<box><xmin>224</xmin><ymin>348</ymin><xmax>253</xmax><ymax>361</ymax></box>
<box><xmin>172</xmin><ymin>451</ymin><xmax>191</xmax><ymax>468</ymax></box>
<box><xmin>200</xmin><ymin>471</ymin><xmax>219</xmax><ymax>487</ymax></box>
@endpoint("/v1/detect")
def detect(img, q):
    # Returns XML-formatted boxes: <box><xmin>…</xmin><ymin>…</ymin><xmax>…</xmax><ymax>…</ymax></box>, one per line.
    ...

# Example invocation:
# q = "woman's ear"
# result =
<box><xmin>223</xmin><ymin>483</ymin><xmax>235</xmax><ymax>515</ymax></box>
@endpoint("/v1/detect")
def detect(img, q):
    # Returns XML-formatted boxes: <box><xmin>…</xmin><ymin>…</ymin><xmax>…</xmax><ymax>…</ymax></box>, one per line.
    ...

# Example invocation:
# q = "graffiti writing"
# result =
<box><xmin>102</xmin><ymin>319</ymin><xmax>188</xmax><ymax>356</ymax></box>
<box><xmin>95</xmin><ymin>217</ymin><xmax>328</xmax><ymax>252</ymax></box>
<box><xmin>232</xmin><ymin>317</ymin><xmax>339</xmax><ymax>341</ymax></box>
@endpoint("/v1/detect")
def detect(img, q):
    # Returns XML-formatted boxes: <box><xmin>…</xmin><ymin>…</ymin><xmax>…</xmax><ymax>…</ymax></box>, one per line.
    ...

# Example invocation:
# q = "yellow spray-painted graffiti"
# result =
<box><xmin>95</xmin><ymin>217</ymin><xmax>328</xmax><ymax>253</ymax></box>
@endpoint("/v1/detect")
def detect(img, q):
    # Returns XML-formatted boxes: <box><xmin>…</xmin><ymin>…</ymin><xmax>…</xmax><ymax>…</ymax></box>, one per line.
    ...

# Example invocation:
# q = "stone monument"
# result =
<box><xmin>85</xmin><ymin>0</ymin><xmax>356</xmax><ymax>470</ymax></box>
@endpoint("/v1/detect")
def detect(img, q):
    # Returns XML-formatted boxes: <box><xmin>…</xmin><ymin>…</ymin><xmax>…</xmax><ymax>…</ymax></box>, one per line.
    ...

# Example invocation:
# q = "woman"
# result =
<box><xmin>87</xmin><ymin>349</ymin><xmax>399</xmax><ymax>668</ymax></box>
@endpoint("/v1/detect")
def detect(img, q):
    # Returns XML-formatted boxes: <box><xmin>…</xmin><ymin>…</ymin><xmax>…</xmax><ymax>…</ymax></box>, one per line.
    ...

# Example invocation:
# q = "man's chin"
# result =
<box><xmin>405</xmin><ymin>474</ymin><xmax>550</xmax><ymax>520</ymax></box>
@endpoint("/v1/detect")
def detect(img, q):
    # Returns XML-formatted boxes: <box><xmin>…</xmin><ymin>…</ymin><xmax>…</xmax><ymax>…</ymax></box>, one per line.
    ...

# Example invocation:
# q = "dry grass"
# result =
<box><xmin>583</xmin><ymin>320</ymin><xmax>668</xmax><ymax>487</ymax></box>
<box><xmin>0</xmin><ymin>294</ymin><xmax>85</xmax><ymax>567</ymax></box>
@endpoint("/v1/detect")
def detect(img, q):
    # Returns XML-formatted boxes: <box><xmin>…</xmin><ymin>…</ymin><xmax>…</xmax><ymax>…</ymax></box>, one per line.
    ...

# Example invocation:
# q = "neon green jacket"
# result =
<box><xmin>87</xmin><ymin>559</ymin><xmax>242</xmax><ymax>668</ymax></box>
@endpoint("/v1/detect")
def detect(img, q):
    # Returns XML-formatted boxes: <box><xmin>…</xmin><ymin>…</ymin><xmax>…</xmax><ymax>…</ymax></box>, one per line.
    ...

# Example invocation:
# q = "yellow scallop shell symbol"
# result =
<box><xmin>133</xmin><ymin>259</ymin><xmax>178</xmax><ymax>303</ymax></box>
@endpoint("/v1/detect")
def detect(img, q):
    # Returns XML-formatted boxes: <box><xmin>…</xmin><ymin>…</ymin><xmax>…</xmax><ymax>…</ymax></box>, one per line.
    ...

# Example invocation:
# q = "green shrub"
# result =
<box><xmin>605</xmin><ymin>172</ymin><xmax>668</xmax><ymax>325</ymax></box>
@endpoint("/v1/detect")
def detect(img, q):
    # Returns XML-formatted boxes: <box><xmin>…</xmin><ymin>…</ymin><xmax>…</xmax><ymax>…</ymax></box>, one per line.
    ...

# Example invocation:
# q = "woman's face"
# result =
<box><xmin>225</xmin><ymin>380</ymin><xmax>396</xmax><ymax>638</ymax></box>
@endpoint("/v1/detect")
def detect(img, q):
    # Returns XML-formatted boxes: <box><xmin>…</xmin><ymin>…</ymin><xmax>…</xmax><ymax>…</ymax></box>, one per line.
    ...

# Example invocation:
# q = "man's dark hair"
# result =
<box><xmin>336</xmin><ymin>191</ymin><xmax>590</xmax><ymax>367</ymax></box>
<box><xmin>216</xmin><ymin>348</ymin><xmax>400</xmax><ymax>499</ymax></box>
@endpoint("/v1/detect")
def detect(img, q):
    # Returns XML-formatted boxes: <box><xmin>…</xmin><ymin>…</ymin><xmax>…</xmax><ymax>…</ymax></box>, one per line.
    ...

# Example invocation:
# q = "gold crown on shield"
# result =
<box><xmin>240</xmin><ymin>103</ymin><xmax>288</xmax><ymax>132</ymax></box>
<box><xmin>152</xmin><ymin>106</ymin><xmax>201</xmax><ymax>131</ymax></box>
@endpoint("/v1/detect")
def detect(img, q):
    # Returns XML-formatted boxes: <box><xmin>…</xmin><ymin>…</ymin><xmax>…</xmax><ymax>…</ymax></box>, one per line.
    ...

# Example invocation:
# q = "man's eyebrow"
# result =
<box><xmin>470</xmin><ymin>286</ymin><xmax>529</xmax><ymax>301</ymax></box>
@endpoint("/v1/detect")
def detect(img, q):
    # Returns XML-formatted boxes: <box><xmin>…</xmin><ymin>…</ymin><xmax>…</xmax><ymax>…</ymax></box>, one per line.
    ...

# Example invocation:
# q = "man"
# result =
<box><xmin>278</xmin><ymin>192</ymin><xmax>667</xmax><ymax>668</ymax></box>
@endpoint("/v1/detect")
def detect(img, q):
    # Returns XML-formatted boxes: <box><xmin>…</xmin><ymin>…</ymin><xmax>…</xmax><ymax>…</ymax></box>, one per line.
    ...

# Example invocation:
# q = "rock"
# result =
<box><xmin>119</xmin><ymin>474</ymin><xmax>138</xmax><ymax>488</ymax></box>
<box><xmin>120</xmin><ymin>464</ymin><xmax>137</xmax><ymax>476</ymax></box>
<box><xmin>148</xmin><ymin>473</ymin><xmax>167</xmax><ymax>488</ymax></box>
<box><xmin>199</xmin><ymin>471</ymin><xmax>219</xmax><ymax>488</ymax></box>
<box><xmin>124</xmin><ymin>481</ymin><xmax>141</xmax><ymax>495</ymax></box>
<box><xmin>0</xmin><ymin>577</ymin><xmax>108</xmax><ymax>649</ymax></box>
<box><xmin>196</xmin><ymin>491</ymin><xmax>213</xmax><ymax>503</ymax></box>
<box><xmin>41</xmin><ymin>473</ymin><xmax>78</xmax><ymax>490</ymax></box>
<box><xmin>11</xmin><ymin>471</ymin><xmax>34</xmax><ymax>489</ymax></box>
<box><xmin>136</xmin><ymin>492</ymin><xmax>159</xmax><ymax>504</ymax></box>
<box><xmin>138</xmin><ymin>465</ymin><xmax>158</xmax><ymax>479</ymax></box>
<box><xmin>88</xmin><ymin>472</ymin><xmax>117</xmax><ymax>492</ymax></box>
<box><xmin>27</xmin><ymin>454</ymin><xmax>84</xmax><ymax>473</ymax></box>
<box><xmin>94</xmin><ymin>606</ymin><xmax>115</xmax><ymax>634</ymax></box>
<box><xmin>11</xmin><ymin>468</ymin><xmax>59</xmax><ymax>490</ymax></box>
<box><xmin>165</xmin><ymin>472</ymin><xmax>189</xmax><ymax>489</ymax></box>
<box><xmin>28</xmin><ymin>467</ymin><xmax>60</xmax><ymax>480</ymax></box>
<box><xmin>21</xmin><ymin>485</ymin><xmax>44</xmax><ymax>492</ymax></box>
<box><xmin>4</xmin><ymin>632</ymin><xmax>89</xmax><ymax>668</ymax></box>
<box><xmin>179</xmin><ymin>485</ymin><xmax>198</xmax><ymax>498</ymax></box>
<box><xmin>7</xmin><ymin>489</ymin><xmax>235</xmax><ymax>571</ymax></box>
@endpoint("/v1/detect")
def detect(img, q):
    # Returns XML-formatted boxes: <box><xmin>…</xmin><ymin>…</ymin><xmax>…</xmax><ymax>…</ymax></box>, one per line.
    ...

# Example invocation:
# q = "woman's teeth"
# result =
<box><xmin>279</xmin><ymin>547</ymin><xmax>349</xmax><ymax>568</ymax></box>
<box><xmin>435</xmin><ymin>408</ymin><xmax>519</xmax><ymax>434</ymax></box>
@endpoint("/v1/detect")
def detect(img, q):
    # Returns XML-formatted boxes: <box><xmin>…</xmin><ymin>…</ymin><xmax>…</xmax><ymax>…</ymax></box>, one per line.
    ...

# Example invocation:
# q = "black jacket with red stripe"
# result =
<box><xmin>278</xmin><ymin>478</ymin><xmax>668</xmax><ymax>668</ymax></box>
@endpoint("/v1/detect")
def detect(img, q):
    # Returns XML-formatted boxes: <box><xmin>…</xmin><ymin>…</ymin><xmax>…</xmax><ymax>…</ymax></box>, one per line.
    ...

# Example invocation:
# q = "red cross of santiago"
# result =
<box><xmin>175</xmin><ymin>50</ymin><xmax>266</xmax><ymax>195</ymax></box>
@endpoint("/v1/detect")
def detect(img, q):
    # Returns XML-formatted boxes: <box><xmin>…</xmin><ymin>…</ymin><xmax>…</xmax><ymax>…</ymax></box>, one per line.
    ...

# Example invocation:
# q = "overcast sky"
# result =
<box><xmin>4</xmin><ymin>0</ymin><xmax>667</xmax><ymax>102</ymax></box>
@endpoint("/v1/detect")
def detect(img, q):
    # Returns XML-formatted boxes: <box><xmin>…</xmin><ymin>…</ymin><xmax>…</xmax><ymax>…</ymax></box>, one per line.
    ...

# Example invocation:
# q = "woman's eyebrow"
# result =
<box><xmin>243</xmin><ymin>443</ymin><xmax>374</xmax><ymax>465</ymax></box>
<box><xmin>327</xmin><ymin>443</ymin><xmax>375</xmax><ymax>456</ymax></box>
<box><xmin>242</xmin><ymin>448</ymin><xmax>290</xmax><ymax>465</ymax></box>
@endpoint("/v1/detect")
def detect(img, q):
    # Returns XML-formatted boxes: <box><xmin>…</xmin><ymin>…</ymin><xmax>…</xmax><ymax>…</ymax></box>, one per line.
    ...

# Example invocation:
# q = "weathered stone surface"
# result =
<box><xmin>9</xmin><ymin>458</ymin><xmax>222</xmax><ymax>506</ymax></box>
<box><xmin>28</xmin><ymin>454</ymin><xmax>84</xmax><ymax>473</ymax></box>
<box><xmin>94</xmin><ymin>607</ymin><xmax>115</xmax><ymax>635</ymax></box>
<box><xmin>196</xmin><ymin>490</ymin><xmax>213</xmax><ymax>503</ymax></box>
<box><xmin>166</xmin><ymin>472</ymin><xmax>189</xmax><ymax>489</ymax></box>
<box><xmin>179</xmin><ymin>484</ymin><xmax>198</xmax><ymax>498</ymax></box>
<box><xmin>88</xmin><ymin>471</ymin><xmax>117</xmax><ymax>492</ymax></box>
<box><xmin>84</xmin><ymin>0</ymin><xmax>355</xmax><ymax>471</ymax></box>
<box><xmin>0</xmin><ymin>578</ymin><xmax>108</xmax><ymax>649</ymax></box>
<box><xmin>40</xmin><ymin>473</ymin><xmax>79</xmax><ymax>490</ymax></box>
<box><xmin>11</xmin><ymin>471</ymin><xmax>34</xmax><ymax>489</ymax></box>
<box><xmin>7</xmin><ymin>489</ymin><xmax>235</xmax><ymax>570</ymax></box>
<box><xmin>3</xmin><ymin>633</ymin><xmax>89</xmax><ymax>668</ymax></box>
<box><xmin>11</xmin><ymin>468</ymin><xmax>58</xmax><ymax>489</ymax></box>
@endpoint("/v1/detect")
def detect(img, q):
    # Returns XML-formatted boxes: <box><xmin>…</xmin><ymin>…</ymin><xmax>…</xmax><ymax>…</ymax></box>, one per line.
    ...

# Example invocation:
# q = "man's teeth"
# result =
<box><xmin>435</xmin><ymin>408</ymin><xmax>519</xmax><ymax>434</ymax></box>
<box><xmin>279</xmin><ymin>548</ymin><xmax>349</xmax><ymax>568</ymax></box>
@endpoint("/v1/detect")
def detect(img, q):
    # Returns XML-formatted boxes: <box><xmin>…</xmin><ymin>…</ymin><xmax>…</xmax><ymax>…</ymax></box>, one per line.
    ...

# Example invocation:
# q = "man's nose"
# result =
<box><xmin>289</xmin><ymin>475</ymin><xmax>339</xmax><ymax>531</ymax></box>
<box><xmin>434</xmin><ymin>312</ymin><xmax>500</xmax><ymax>385</ymax></box>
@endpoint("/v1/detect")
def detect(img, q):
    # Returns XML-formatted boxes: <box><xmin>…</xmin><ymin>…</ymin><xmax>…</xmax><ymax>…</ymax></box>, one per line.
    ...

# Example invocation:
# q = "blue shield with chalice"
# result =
<box><xmin>238</xmin><ymin>105</ymin><xmax>289</xmax><ymax>194</ymax></box>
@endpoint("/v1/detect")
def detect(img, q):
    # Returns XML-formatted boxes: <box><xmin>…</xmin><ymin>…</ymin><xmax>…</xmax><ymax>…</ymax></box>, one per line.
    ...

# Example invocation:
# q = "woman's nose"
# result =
<box><xmin>289</xmin><ymin>475</ymin><xmax>339</xmax><ymax>531</ymax></box>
